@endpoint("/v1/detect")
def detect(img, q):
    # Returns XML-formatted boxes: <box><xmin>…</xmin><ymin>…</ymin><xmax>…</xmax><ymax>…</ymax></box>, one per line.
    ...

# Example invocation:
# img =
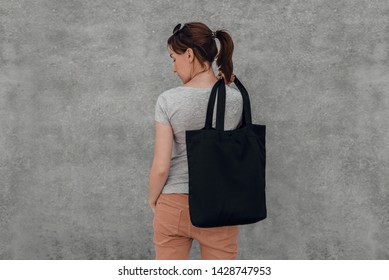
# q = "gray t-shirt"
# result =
<box><xmin>155</xmin><ymin>85</ymin><xmax>243</xmax><ymax>194</ymax></box>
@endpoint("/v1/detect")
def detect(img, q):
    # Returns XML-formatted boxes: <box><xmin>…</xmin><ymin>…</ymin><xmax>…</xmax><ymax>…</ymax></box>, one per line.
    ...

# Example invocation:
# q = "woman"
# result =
<box><xmin>148</xmin><ymin>22</ymin><xmax>243</xmax><ymax>260</ymax></box>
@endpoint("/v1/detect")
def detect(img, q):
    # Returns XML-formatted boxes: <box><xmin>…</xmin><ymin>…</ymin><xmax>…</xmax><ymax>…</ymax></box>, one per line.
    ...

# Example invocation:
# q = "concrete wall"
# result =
<box><xmin>1</xmin><ymin>0</ymin><xmax>388</xmax><ymax>259</ymax></box>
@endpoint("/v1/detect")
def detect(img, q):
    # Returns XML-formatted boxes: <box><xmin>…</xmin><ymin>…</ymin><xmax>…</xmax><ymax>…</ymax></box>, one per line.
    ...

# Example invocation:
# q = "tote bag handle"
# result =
<box><xmin>205</xmin><ymin>76</ymin><xmax>253</xmax><ymax>130</ymax></box>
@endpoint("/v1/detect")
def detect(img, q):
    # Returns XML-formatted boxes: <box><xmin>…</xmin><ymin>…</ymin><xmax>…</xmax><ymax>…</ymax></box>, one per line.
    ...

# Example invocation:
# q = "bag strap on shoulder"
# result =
<box><xmin>205</xmin><ymin>76</ymin><xmax>253</xmax><ymax>130</ymax></box>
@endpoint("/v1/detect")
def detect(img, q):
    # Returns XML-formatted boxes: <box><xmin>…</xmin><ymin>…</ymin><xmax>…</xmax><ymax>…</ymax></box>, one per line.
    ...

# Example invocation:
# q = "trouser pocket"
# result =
<box><xmin>154</xmin><ymin>199</ymin><xmax>182</xmax><ymax>237</ymax></box>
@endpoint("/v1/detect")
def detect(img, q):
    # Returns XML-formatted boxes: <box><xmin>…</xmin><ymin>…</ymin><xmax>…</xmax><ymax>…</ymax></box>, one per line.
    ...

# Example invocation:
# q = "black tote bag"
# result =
<box><xmin>185</xmin><ymin>76</ymin><xmax>266</xmax><ymax>228</ymax></box>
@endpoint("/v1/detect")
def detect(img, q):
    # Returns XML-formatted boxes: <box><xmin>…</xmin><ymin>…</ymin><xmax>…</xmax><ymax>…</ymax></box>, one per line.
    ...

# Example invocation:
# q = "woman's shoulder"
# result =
<box><xmin>158</xmin><ymin>84</ymin><xmax>241</xmax><ymax>100</ymax></box>
<box><xmin>158</xmin><ymin>86</ymin><xmax>185</xmax><ymax>98</ymax></box>
<box><xmin>156</xmin><ymin>87</ymin><xmax>179</xmax><ymax>104</ymax></box>
<box><xmin>226</xmin><ymin>84</ymin><xmax>240</xmax><ymax>94</ymax></box>
<box><xmin>158</xmin><ymin>86</ymin><xmax>210</xmax><ymax>101</ymax></box>
<box><xmin>226</xmin><ymin>85</ymin><xmax>243</xmax><ymax>100</ymax></box>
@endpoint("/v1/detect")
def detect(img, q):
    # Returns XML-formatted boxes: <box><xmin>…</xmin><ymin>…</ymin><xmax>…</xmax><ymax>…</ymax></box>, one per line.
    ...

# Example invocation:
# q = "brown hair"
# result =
<box><xmin>167</xmin><ymin>22</ymin><xmax>234</xmax><ymax>83</ymax></box>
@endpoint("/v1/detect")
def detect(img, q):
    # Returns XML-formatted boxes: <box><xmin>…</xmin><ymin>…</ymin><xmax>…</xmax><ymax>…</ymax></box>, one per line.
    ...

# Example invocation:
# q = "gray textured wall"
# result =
<box><xmin>1</xmin><ymin>0</ymin><xmax>388</xmax><ymax>260</ymax></box>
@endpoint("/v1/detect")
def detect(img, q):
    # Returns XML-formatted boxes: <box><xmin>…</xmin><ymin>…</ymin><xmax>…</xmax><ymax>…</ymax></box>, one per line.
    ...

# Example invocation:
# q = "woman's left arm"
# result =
<box><xmin>148</xmin><ymin>121</ymin><xmax>173</xmax><ymax>213</ymax></box>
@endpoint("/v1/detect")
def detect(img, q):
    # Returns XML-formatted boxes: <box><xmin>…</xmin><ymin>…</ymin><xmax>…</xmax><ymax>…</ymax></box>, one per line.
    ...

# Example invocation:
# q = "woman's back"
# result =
<box><xmin>155</xmin><ymin>85</ymin><xmax>243</xmax><ymax>194</ymax></box>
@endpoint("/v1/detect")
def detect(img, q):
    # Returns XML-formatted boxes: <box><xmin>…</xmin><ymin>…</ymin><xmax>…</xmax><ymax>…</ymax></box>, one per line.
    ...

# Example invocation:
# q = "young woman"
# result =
<box><xmin>148</xmin><ymin>22</ymin><xmax>243</xmax><ymax>260</ymax></box>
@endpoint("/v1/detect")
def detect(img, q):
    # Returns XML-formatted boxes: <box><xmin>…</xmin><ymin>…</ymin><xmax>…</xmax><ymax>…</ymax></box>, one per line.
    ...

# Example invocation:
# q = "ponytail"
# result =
<box><xmin>215</xmin><ymin>29</ymin><xmax>234</xmax><ymax>84</ymax></box>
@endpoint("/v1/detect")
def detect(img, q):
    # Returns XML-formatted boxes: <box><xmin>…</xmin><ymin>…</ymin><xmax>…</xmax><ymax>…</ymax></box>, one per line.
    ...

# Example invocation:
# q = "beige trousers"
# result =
<box><xmin>153</xmin><ymin>193</ymin><xmax>239</xmax><ymax>260</ymax></box>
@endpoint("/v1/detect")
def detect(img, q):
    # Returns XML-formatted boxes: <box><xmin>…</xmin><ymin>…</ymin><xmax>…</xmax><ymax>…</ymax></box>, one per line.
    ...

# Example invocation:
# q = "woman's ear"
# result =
<box><xmin>186</xmin><ymin>48</ymin><xmax>194</xmax><ymax>62</ymax></box>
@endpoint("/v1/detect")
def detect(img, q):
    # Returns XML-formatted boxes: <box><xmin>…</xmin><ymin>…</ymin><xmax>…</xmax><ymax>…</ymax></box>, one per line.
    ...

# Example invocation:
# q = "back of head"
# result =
<box><xmin>167</xmin><ymin>22</ymin><xmax>234</xmax><ymax>84</ymax></box>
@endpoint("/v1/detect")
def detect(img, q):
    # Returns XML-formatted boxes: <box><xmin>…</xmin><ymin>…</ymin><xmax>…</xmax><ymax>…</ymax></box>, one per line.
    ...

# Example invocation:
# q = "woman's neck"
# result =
<box><xmin>183</xmin><ymin>67</ymin><xmax>218</xmax><ymax>88</ymax></box>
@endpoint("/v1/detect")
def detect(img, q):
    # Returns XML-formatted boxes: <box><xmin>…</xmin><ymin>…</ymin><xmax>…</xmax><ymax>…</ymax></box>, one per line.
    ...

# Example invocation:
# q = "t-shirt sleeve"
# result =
<box><xmin>155</xmin><ymin>94</ymin><xmax>170</xmax><ymax>125</ymax></box>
